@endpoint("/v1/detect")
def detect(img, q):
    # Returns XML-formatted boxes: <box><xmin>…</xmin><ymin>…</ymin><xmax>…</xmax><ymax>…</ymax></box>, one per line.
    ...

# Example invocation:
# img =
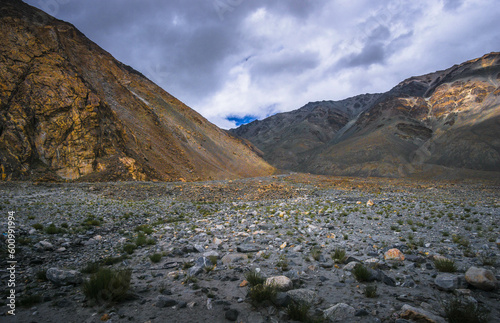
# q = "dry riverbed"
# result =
<box><xmin>1</xmin><ymin>174</ymin><xmax>499</xmax><ymax>322</ymax></box>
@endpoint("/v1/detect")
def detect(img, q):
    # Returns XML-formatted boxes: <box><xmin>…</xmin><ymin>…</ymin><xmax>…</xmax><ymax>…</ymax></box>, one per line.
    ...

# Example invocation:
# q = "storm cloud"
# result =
<box><xmin>24</xmin><ymin>0</ymin><xmax>500</xmax><ymax>128</ymax></box>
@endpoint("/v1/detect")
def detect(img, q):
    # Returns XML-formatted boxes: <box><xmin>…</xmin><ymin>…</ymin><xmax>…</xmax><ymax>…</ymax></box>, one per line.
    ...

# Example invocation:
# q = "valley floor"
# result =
<box><xmin>1</xmin><ymin>174</ymin><xmax>499</xmax><ymax>322</ymax></box>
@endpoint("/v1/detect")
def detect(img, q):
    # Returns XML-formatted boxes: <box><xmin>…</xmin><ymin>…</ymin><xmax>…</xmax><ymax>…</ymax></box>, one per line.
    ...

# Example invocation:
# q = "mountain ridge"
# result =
<box><xmin>0</xmin><ymin>0</ymin><xmax>275</xmax><ymax>181</ymax></box>
<box><xmin>231</xmin><ymin>52</ymin><xmax>500</xmax><ymax>179</ymax></box>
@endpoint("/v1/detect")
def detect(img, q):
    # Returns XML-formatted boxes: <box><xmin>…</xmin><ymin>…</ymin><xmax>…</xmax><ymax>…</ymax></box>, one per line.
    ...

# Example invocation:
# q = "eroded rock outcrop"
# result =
<box><xmin>0</xmin><ymin>0</ymin><xmax>274</xmax><ymax>181</ymax></box>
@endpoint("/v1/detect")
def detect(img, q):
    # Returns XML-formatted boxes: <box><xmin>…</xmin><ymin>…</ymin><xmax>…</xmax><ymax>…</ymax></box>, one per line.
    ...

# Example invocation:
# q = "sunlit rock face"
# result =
<box><xmin>0</xmin><ymin>0</ymin><xmax>274</xmax><ymax>181</ymax></box>
<box><xmin>232</xmin><ymin>52</ymin><xmax>500</xmax><ymax>179</ymax></box>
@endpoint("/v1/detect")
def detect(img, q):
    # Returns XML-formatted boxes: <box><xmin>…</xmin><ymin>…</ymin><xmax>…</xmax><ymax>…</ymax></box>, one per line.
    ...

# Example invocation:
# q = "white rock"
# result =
<box><xmin>323</xmin><ymin>303</ymin><xmax>355</xmax><ymax>322</ymax></box>
<box><xmin>265</xmin><ymin>276</ymin><xmax>293</xmax><ymax>291</ymax></box>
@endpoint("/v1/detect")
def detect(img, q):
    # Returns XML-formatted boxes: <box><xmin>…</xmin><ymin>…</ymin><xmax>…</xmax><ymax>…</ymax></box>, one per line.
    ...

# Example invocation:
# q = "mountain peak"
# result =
<box><xmin>232</xmin><ymin>53</ymin><xmax>500</xmax><ymax>179</ymax></box>
<box><xmin>0</xmin><ymin>1</ymin><xmax>274</xmax><ymax>181</ymax></box>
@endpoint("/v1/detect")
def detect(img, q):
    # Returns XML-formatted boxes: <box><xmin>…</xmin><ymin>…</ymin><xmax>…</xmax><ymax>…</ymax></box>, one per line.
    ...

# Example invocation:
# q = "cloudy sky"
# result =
<box><xmin>25</xmin><ymin>0</ymin><xmax>500</xmax><ymax>128</ymax></box>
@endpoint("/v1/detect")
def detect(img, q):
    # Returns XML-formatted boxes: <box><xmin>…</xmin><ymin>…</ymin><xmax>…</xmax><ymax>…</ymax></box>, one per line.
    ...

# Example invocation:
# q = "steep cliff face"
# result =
<box><xmin>0</xmin><ymin>0</ymin><xmax>274</xmax><ymax>181</ymax></box>
<box><xmin>232</xmin><ymin>53</ymin><xmax>500</xmax><ymax>178</ymax></box>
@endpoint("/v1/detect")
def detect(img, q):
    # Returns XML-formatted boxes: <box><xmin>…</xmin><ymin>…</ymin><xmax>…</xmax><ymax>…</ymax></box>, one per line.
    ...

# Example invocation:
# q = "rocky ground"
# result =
<box><xmin>1</xmin><ymin>174</ymin><xmax>499</xmax><ymax>323</ymax></box>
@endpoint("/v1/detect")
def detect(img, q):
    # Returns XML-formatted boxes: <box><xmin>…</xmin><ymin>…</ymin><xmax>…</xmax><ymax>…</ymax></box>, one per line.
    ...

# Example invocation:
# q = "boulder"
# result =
<box><xmin>221</xmin><ymin>253</ymin><xmax>248</xmax><ymax>266</ymax></box>
<box><xmin>434</xmin><ymin>274</ymin><xmax>466</xmax><ymax>291</ymax></box>
<box><xmin>323</xmin><ymin>303</ymin><xmax>355</xmax><ymax>322</ymax></box>
<box><xmin>399</xmin><ymin>304</ymin><xmax>446</xmax><ymax>323</ymax></box>
<box><xmin>265</xmin><ymin>276</ymin><xmax>293</xmax><ymax>291</ymax></box>
<box><xmin>465</xmin><ymin>267</ymin><xmax>497</xmax><ymax>291</ymax></box>
<box><xmin>286</xmin><ymin>289</ymin><xmax>320</xmax><ymax>306</ymax></box>
<box><xmin>384</xmin><ymin>248</ymin><xmax>405</xmax><ymax>262</ymax></box>
<box><xmin>156</xmin><ymin>295</ymin><xmax>177</xmax><ymax>308</ymax></box>
<box><xmin>46</xmin><ymin>268</ymin><xmax>82</xmax><ymax>285</ymax></box>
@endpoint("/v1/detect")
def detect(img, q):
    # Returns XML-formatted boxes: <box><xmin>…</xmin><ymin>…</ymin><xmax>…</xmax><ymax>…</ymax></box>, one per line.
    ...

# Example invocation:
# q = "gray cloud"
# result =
<box><xmin>23</xmin><ymin>0</ymin><xmax>500</xmax><ymax>128</ymax></box>
<box><xmin>250</xmin><ymin>50</ymin><xmax>321</xmax><ymax>78</ymax></box>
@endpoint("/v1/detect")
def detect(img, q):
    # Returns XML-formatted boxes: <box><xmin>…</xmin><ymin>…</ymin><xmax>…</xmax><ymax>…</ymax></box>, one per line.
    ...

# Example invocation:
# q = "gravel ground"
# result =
<box><xmin>1</xmin><ymin>174</ymin><xmax>499</xmax><ymax>322</ymax></box>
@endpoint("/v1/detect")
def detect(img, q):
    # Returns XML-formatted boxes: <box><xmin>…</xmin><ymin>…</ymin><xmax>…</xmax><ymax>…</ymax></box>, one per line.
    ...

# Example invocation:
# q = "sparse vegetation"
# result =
<box><xmin>331</xmin><ymin>247</ymin><xmax>346</xmax><ymax>263</ymax></box>
<box><xmin>248</xmin><ymin>283</ymin><xmax>277</xmax><ymax>306</ymax></box>
<box><xmin>19</xmin><ymin>294</ymin><xmax>42</xmax><ymax>307</ymax></box>
<box><xmin>45</xmin><ymin>223</ymin><xmax>64</xmax><ymax>234</ymax></box>
<box><xmin>81</xmin><ymin>261</ymin><xmax>100</xmax><ymax>274</ymax></box>
<box><xmin>352</xmin><ymin>264</ymin><xmax>371</xmax><ymax>282</ymax></box>
<box><xmin>364</xmin><ymin>285</ymin><xmax>377</xmax><ymax>298</ymax></box>
<box><xmin>434</xmin><ymin>258</ymin><xmax>457</xmax><ymax>272</ymax></box>
<box><xmin>310</xmin><ymin>247</ymin><xmax>321</xmax><ymax>261</ymax></box>
<box><xmin>32</xmin><ymin>223</ymin><xmax>44</xmax><ymax>230</ymax></box>
<box><xmin>276</xmin><ymin>254</ymin><xmax>289</xmax><ymax>271</ymax></box>
<box><xmin>443</xmin><ymin>296</ymin><xmax>489</xmax><ymax>323</ymax></box>
<box><xmin>82</xmin><ymin>268</ymin><xmax>132</xmax><ymax>304</ymax></box>
<box><xmin>149</xmin><ymin>253</ymin><xmax>162</xmax><ymax>263</ymax></box>
<box><xmin>245</xmin><ymin>269</ymin><xmax>266</xmax><ymax>287</ymax></box>
<box><xmin>286</xmin><ymin>302</ymin><xmax>310</xmax><ymax>321</ymax></box>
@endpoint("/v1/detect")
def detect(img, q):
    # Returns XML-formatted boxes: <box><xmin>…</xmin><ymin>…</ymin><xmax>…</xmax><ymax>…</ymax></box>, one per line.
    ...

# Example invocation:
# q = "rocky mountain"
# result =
<box><xmin>0</xmin><ymin>0</ymin><xmax>274</xmax><ymax>181</ymax></box>
<box><xmin>231</xmin><ymin>52</ymin><xmax>500</xmax><ymax>179</ymax></box>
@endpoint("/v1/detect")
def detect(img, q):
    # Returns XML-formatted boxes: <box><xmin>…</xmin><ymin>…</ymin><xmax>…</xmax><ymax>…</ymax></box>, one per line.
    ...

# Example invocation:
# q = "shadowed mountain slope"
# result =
<box><xmin>0</xmin><ymin>0</ymin><xmax>274</xmax><ymax>181</ymax></box>
<box><xmin>231</xmin><ymin>52</ymin><xmax>500</xmax><ymax>179</ymax></box>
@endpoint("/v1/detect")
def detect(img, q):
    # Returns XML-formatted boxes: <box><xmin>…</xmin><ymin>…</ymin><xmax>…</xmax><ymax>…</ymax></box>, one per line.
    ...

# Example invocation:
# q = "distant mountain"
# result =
<box><xmin>231</xmin><ymin>52</ymin><xmax>500</xmax><ymax>179</ymax></box>
<box><xmin>0</xmin><ymin>0</ymin><xmax>274</xmax><ymax>181</ymax></box>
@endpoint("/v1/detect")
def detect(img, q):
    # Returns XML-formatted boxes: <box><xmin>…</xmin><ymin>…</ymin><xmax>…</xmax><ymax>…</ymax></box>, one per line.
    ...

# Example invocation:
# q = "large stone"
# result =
<box><xmin>236</xmin><ymin>244</ymin><xmax>261</xmax><ymax>253</ymax></box>
<box><xmin>225</xmin><ymin>309</ymin><xmax>239</xmax><ymax>321</ymax></box>
<box><xmin>221</xmin><ymin>253</ymin><xmax>248</xmax><ymax>266</ymax></box>
<box><xmin>35</xmin><ymin>240</ymin><xmax>54</xmax><ymax>251</ymax></box>
<box><xmin>265</xmin><ymin>276</ymin><xmax>293</xmax><ymax>291</ymax></box>
<box><xmin>465</xmin><ymin>266</ymin><xmax>497</xmax><ymax>291</ymax></box>
<box><xmin>46</xmin><ymin>268</ymin><xmax>82</xmax><ymax>285</ymax></box>
<box><xmin>434</xmin><ymin>274</ymin><xmax>466</xmax><ymax>291</ymax></box>
<box><xmin>323</xmin><ymin>303</ymin><xmax>355</xmax><ymax>322</ymax></box>
<box><xmin>384</xmin><ymin>248</ymin><xmax>405</xmax><ymax>262</ymax></box>
<box><xmin>156</xmin><ymin>295</ymin><xmax>177</xmax><ymax>308</ymax></box>
<box><xmin>399</xmin><ymin>304</ymin><xmax>446</xmax><ymax>323</ymax></box>
<box><xmin>286</xmin><ymin>289</ymin><xmax>320</xmax><ymax>306</ymax></box>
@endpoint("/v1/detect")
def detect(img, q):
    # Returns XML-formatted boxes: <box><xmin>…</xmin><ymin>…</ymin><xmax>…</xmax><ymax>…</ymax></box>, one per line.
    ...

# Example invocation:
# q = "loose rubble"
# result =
<box><xmin>0</xmin><ymin>174</ymin><xmax>498</xmax><ymax>322</ymax></box>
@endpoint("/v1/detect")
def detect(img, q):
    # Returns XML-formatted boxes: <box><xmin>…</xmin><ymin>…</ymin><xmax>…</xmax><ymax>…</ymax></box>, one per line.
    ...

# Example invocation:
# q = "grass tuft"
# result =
<box><xmin>149</xmin><ymin>253</ymin><xmax>162</xmax><ymax>263</ymax></box>
<box><xmin>434</xmin><ymin>258</ymin><xmax>457</xmax><ymax>273</ymax></box>
<box><xmin>331</xmin><ymin>248</ymin><xmax>346</xmax><ymax>263</ymax></box>
<box><xmin>287</xmin><ymin>302</ymin><xmax>310</xmax><ymax>321</ymax></box>
<box><xmin>82</xmin><ymin>268</ymin><xmax>132</xmax><ymax>304</ymax></box>
<box><xmin>19</xmin><ymin>294</ymin><xmax>42</xmax><ymax>307</ymax></box>
<box><xmin>245</xmin><ymin>269</ymin><xmax>266</xmax><ymax>287</ymax></box>
<box><xmin>443</xmin><ymin>296</ymin><xmax>489</xmax><ymax>323</ymax></box>
<box><xmin>81</xmin><ymin>261</ymin><xmax>100</xmax><ymax>274</ymax></box>
<box><xmin>364</xmin><ymin>285</ymin><xmax>378</xmax><ymax>298</ymax></box>
<box><xmin>248</xmin><ymin>283</ymin><xmax>277</xmax><ymax>306</ymax></box>
<box><xmin>352</xmin><ymin>263</ymin><xmax>371</xmax><ymax>282</ymax></box>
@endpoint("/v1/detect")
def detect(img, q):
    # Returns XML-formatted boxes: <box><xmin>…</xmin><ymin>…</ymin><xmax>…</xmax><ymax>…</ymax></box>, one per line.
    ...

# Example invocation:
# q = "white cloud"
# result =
<box><xmin>24</xmin><ymin>0</ymin><xmax>500</xmax><ymax>129</ymax></box>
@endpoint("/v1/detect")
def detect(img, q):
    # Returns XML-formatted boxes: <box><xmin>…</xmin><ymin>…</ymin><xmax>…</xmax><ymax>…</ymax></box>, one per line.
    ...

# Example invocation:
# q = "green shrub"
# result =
<box><xmin>135</xmin><ymin>233</ymin><xmax>147</xmax><ymax>246</ymax></box>
<box><xmin>286</xmin><ymin>302</ymin><xmax>310</xmax><ymax>321</ymax></box>
<box><xmin>123</xmin><ymin>243</ymin><xmax>137</xmax><ymax>254</ymax></box>
<box><xmin>82</xmin><ymin>268</ymin><xmax>132</xmax><ymax>304</ymax></box>
<box><xmin>245</xmin><ymin>270</ymin><xmax>265</xmax><ymax>287</ymax></box>
<box><xmin>134</xmin><ymin>224</ymin><xmax>153</xmax><ymax>234</ymax></box>
<box><xmin>19</xmin><ymin>294</ymin><xmax>42</xmax><ymax>307</ymax></box>
<box><xmin>443</xmin><ymin>296</ymin><xmax>489</xmax><ymax>323</ymax></box>
<box><xmin>32</xmin><ymin>223</ymin><xmax>44</xmax><ymax>230</ymax></box>
<box><xmin>364</xmin><ymin>285</ymin><xmax>377</xmax><ymax>298</ymax></box>
<box><xmin>101</xmin><ymin>255</ymin><xmax>128</xmax><ymax>266</ymax></box>
<box><xmin>352</xmin><ymin>264</ymin><xmax>371</xmax><ymax>282</ymax></box>
<box><xmin>331</xmin><ymin>248</ymin><xmax>346</xmax><ymax>263</ymax></box>
<box><xmin>149</xmin><ymin>253</ymin><xmax>162</xmax><ymax>263</ymax></box>
<box><xmin>45</xmin><ymin>223</ymin><xmax>64</xmax><ymax>234</ymax></box>
<box><xmin>248</xmin><ymin>283</ymin><xmax>277</xmax><ymax>306</ymax></box>
<box><xmin>434</xmin><ymin>258</ymin><xmax>457</xmax><ymax>273</ymax></box>
<box><xmin>310</xmin><ymin>247</ymin><xmax>321</xmax><ymax>261</ymax></box>
<box><xmin>81</xmin><ymin>261</ymin><xmax>100</xmax><ymax>274</ymax></box>
<box><xmin>276</xmin><ymin>255</ymin><xmax>289</xmax><ymax>271</ymax></box>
